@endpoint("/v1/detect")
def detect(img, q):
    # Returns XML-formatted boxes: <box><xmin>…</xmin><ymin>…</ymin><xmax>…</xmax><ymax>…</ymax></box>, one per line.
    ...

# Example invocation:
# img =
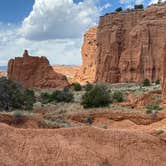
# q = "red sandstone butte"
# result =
<box><xmin>76</xmin><ymin>4</ymin><xmax>166</xmax><ymax>83</ymax></box>
<box><xmin>7</xmin><ymin>50</ymin><xmax>69</xmax><ymax>89</ymax></box>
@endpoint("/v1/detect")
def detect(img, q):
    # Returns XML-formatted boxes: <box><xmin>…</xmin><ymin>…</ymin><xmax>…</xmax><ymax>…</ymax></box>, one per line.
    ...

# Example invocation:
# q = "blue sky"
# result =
<box><xmin>0</xmin><ymin>0</ymin><xmax>34</xmax><ymax>23</ymax></box>
<box><xmin>0</xmin><ymin>0</ymin><xmax>161</xmax><ymax>66</ymax></box>
<box><xmin>0</xmin><ymin>0</ymin><xmax>153</xmax><ymax>23</ymax></box>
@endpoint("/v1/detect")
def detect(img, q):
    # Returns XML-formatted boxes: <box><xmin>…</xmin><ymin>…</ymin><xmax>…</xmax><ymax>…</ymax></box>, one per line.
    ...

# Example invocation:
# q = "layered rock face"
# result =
<box><xmin>8</xmin><ymin>50</ymin><xmax>69</xmax><ymax>89</ymax></box>
<box><xmin>162</xmin><ymin>44</ymin><xmax>166</xmax><ymax>105</ymax></box>
<box><xmin>95</xmin><ymin>5</ymin><xmax>166</xmax><ymax>83</ymax></box>
<box><xmin>74</xmin><ymin>27</ymin><xmax>97</xmax><ymax>83</ymax></box>
<box><xmin>77</xmin><ymin>5</ymin><xmax>166</xmax><ymax>83</ymax></box>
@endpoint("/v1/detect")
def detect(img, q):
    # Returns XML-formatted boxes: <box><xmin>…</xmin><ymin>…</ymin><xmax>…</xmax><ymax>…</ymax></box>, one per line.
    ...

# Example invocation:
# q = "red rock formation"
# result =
<box><xmin>95</xmin><ymin>5</ymin><xmax>166</xmax><ymax>83</ymax></box>
<box><xmin>76</xmin><ymin>4</ymin><xmax>166</xmax><ymax>84</ymax></box>
<box><xmin>7</xmin><ymin>50</ymin><xmax>69</xmax><ymax>89</ymax></box>
<box><xmin>162</xmin><ymin>44</ymin><xmax>166</xmax><ymax>105</ymax></box>
<box><xmin>74</xmin><ymin>27</ymin><xmax>97</xmax><ymax>83</ymax></box>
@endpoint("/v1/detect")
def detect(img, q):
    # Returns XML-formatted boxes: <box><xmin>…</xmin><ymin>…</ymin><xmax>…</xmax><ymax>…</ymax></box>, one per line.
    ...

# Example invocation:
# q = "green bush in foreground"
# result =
<box><xmin>143</xmin><ymin>78</ymin><xmax>150</xmax><ymax>87</ymax></box>
<box><xmin>0</xmin><ymin>77</ymin><xmax>35</xmax><ymax>111</ymax></box>
<box><xmin>81</xmin><ymin>85</ymin><xmax>111</xmax><ymax>108</ymax></box>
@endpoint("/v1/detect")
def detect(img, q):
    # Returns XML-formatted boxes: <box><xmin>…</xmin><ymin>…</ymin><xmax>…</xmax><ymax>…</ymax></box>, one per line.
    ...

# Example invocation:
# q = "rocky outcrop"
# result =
<box><xmin>95</xmin><ymin>4</ymin><xmax>166</xmax><ymax>83</ymax></box>
<box><xmin>7</xmin><ymin>50</ymin><xmax>69</xmax><ymax>89</ymax></box>
<box><xmin>77</xmin><ymin>4</ymin><xmax>166</xmax><ymax>83</ymax></box>
<box><xmin>74</xmin><ymin>27</ymin><xmax>97</xmax><ymax>83</ymax></box>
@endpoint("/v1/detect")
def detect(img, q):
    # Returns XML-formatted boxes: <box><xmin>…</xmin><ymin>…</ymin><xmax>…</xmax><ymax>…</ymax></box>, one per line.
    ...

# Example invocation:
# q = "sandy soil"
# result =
<box><xmin>0</xmin><ymin>110</ymin><xmax>166</xmax><ymax>166</ymax></box>
<box><xmin>0</xmin><ymin>123</ymin><xmax>166</xmax><ymax>166</ymax></box>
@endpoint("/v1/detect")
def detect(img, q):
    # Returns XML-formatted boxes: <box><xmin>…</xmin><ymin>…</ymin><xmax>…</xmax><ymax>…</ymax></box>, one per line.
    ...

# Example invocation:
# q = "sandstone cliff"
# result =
<box><xmin>77</xmin><ymin>4</ymin><xmax>166</xmax><ymax>83</ymax></box>
<box><xmin>74</xmin><ymin>27</ymin><xmax>97</xmax><ymax>83</ymax></box>
<box><xmin>162</xmin><ymin>44</ymin><xmax>166</xmax><ymax>105</ymax></box>
<box><xmin>8</xmin><ymin>50</ymin><xmax>69</xmax><ymax>89</ymax></box>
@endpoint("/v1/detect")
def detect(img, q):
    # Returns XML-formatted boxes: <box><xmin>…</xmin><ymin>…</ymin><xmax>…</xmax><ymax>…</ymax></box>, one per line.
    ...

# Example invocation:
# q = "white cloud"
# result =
<box><xmin>149</xmin><ymin>0</ymin><xmax>165</xmax><ymax>4</ymax></box>
<box><xmin>99</xmin><ymin>3</ymin><xmax>112</xmax><ymax>12</ymax></box>
<box><xmin>119</xmin><ymin>0</ymin><xmax>144</xmax><ymax>5</ymax></box>
<box><xmin>19</xmin><ymin>0</ymin><xmax>99</xmax><ymax>40</ymax></box>
<box><xmin>0</xmin><ymin>26</ymin><xmax>82</xmax><ymax>66</ymax></box>
<box><xmin>0</xmin><ymin>0</ymin><xmax>112</xmax><ymax>66</ymax></box>
<box><xmin>0</xmin><ymin>0</ymin><xmax>100</xmax><ymax>66</ymax></box>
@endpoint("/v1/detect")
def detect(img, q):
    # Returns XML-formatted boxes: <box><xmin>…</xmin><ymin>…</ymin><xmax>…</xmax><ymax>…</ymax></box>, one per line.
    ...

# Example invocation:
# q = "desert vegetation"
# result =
<box><xmin>0</xmin><ymin>77</ymin><xmax>35</xmax><ymax>111</ymax></box>
<box><xmin>0</xmin><ymin>78</ymin><xmax>165</xmax><ymax>139</ymax></box>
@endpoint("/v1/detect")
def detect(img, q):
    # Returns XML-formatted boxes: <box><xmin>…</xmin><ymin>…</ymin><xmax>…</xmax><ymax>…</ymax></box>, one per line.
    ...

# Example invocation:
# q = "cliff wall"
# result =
<box><xmin>77</xmin><ymin>4</ymin><xmax>166</xmax><ymax>83</ymax></box>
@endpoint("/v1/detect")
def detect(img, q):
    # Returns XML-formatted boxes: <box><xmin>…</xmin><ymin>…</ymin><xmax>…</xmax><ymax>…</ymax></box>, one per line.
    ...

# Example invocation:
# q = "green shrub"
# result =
<box><xmin>81</xmin><ymin>85</ymin><xmax>111</xmax><ymax>108</ymax></box>
<box><xmin>85</xmin><ymin>82</ymin><xmax>93</xmax><ymax>91</ymax></box>
<box><xmin>72</xmin><ymin>83</ymin><xmax>82</xmax><ymax>91</ymax></box>
<box><xmin>156</xmin><ymin>129</ymin><xmax>164</xmax><ymax>135</ymax></box>
<box><xmin>40</xmin><ymin>119</ymin><xmax>72</xmax><ymax>128</ymax></box>
<box><xmin>13</xmin><ymin>111</ymin><xmax>24</xmax><ymax>124</ymax></box>
<box><xmin>41</xmin><ymin>90</ymin><xmax>74</xmax><ymax>104</ymax></box>
<box><xmin>134</xmin><ymin>4</ymin><xmax>144</xmax><ymax>9</ymax></box>
<box><xmin>143</xmin><ymin>79</ymin><xmax>150</xmax><ymax>86</ymax></box>
<box><xmin>41</xmin><ymin>92</ymin><xmax>51</xmax><ymax>104</ymax></box>
<box><xmin>155</xmin><ymin>79</ymin><xmax>160</xmax><ymax>85</ymax></box>
<box><xmin>115</xmin><ymin>7</ymin><xmax>122</xmax><ymax>12</ymax></box>
<box><xmin>146</xmin><ymin>103</ymin><xmax>161</xmax><ymax>114</ymax></box>
<box><xmin>0</xmin><ymin>77</ymin><xmax>36</xmax><ymax>111</ymax></box>
<box><xmin>51</xmin><ymin>90</ymin><xmax>74</xmax><ymax>103</ymax></box>
<box><xmin>0</xmin><ymin>77</ymin><xmax>24</xmax><ymax>110</ymax></box>
<box><xmin>112</xmin><ymin>91</ymin><xmax>124</xmax><ymax>102</ymax></box>
<box><xmin>23</xmin><ymin>89</ymin><xmax>36</xmax><ymax>110</ymax></box>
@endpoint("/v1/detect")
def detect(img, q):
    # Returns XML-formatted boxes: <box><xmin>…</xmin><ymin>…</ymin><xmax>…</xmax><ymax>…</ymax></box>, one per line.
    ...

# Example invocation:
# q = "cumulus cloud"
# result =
<box><xmin>0</xmin><ymin>26</ymin><xmax>82</xmax><ymax>66</ymax></box>
<box><xmin>0</xmin><ymin>0</ymin><xmax>101</xmax><ymax>66</ymax></box>
<box><xmin>19</xmin><ymin>0</ymin><xmax>99</xmax><ymax>40</ymax></box>
<box><xmin>1</xmin><ymin>0</ymin><xmax>113</xmax><ymax>66</ymax></box>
